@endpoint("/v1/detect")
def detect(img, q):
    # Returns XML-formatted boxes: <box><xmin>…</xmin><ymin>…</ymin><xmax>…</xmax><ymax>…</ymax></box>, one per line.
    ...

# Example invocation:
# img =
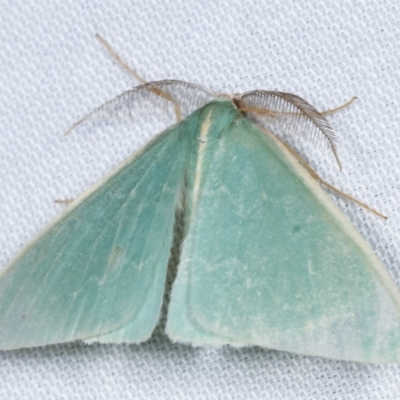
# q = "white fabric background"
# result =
<box><xmin>1</xmin><ymin>1</ymin><xmax>400</xmax><ymax>398</ymax></box>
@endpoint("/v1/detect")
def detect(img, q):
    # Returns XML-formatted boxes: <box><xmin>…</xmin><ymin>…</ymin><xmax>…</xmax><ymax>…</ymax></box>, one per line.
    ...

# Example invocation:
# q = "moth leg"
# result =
<box><xmin>95</xmin><ymin>33</ymin><xmax>147</xmax><ymax>84</ymax></box>
<box><xmin>261</xmin><ymin>127</ymin><xmax>386</xmax><ymax>219</ymax></box>
<box><xmin>95</xmin><ymin>33</ymin><xmax>182</xmax><ymax>121</ymax></box>
<box><xmin>320</xmin><ymin>96</ymin><xmax>357</xmax><ymax>116</ymax></box>
<box><xmin>240</xmin><ymin>97</ymin><xmax>357</xmax><ymax>119</ymax></box>
<box><xmin>54</xmin><ymin>199</ymin><xmax>74</xmax><ymax>206</ymax></box>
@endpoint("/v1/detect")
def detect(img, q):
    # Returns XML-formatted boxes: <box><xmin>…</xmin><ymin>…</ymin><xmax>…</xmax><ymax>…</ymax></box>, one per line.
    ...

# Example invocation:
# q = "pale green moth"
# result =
<box><xmin>1</xmin><ymin>77</ymin><xmax>399</xmax><ymax>364</ymax></box>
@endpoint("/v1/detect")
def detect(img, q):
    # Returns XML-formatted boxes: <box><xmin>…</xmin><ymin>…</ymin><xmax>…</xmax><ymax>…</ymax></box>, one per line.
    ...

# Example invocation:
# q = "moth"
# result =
<box><xmin>0</xmin><ymin>36</ymin><xmax>398</xmax><ymax>364</ymax></box>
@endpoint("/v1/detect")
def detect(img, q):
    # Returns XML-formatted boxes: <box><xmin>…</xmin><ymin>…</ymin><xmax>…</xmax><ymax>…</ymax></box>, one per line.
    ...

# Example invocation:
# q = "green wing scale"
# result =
<box><xmin>0</xmin><ymin>122</ymin><xmax>189</xmax><ymax>349</ymax></box>
<box><xmin>166</xmin><ymin>100</ymin><xmax>400</xmax><ymax>363</ymax></box>
<box><xmin>2</xmin><ymin>97</ymin><xmax>400</xmax><ymax>363</ymax></box>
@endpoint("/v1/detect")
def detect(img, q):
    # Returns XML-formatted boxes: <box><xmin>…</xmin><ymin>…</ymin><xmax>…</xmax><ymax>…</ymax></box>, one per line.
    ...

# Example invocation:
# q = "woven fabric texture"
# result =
<box><xmin>1</xmin><ymin>1</ymin><xmax>400</xmax><ymax>398</ymax></box>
